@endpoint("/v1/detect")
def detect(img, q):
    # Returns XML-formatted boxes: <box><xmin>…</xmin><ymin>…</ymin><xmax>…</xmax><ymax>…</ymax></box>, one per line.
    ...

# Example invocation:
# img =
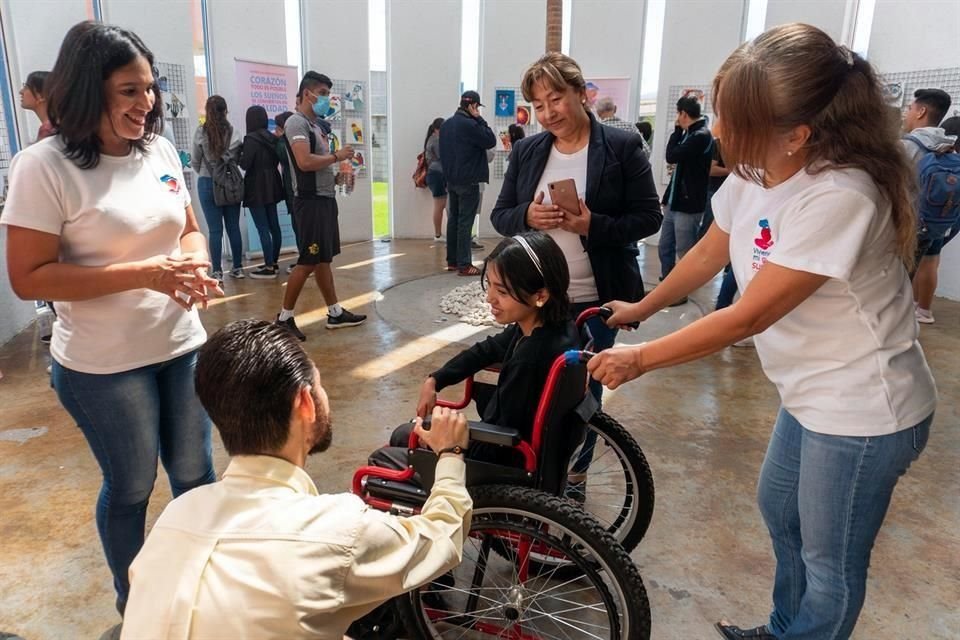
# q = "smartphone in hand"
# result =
<box><xmin>547</xmin><ymin>178</ymin><xmax>580</xmax><ymax>214</ymax></box>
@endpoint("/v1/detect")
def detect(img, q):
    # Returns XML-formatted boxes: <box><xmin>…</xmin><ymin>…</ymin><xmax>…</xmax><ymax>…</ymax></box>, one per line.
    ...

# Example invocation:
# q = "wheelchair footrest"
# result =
<box><xmin>365</xmin><ymin>477</ymin><xmax>428</xmax><ymax>506</ymax></box>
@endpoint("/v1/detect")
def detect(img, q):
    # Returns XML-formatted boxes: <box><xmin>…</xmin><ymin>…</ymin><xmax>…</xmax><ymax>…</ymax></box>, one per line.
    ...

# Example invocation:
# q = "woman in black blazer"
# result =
<box><xmin>491</xmin><ymin>52</ymin><xmax>661</xmax><ymax>482</ymax></box>
<box><xmin>240</xmin><ymin>105</ymin><xmax>285</xmax><ymax>279</ymax></box>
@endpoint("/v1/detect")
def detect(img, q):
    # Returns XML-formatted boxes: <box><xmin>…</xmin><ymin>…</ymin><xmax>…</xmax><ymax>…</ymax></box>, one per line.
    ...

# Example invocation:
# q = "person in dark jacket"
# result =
<box><xmin>658</xmin><ymin>96</ymin><xmax>714</xmax><ymax>280</ymax></box>
<box><xmin>439</xmin><ymin>90</ymin><xmax>497</xmax><ymax>276</ymax></box>
<box><xmin>492</xmin><ymin>52</ymin><xmax>661</xmax><ymax>484</ymax></box>
<box><xmin>240</xmin><ymin>105</ymin><xmax>285</xmax><ymax>279</ymax></box>
<box><xmin>368</xmin><ymin>232</ymin><xmax>580</xmax><ymax>476</ymax></box>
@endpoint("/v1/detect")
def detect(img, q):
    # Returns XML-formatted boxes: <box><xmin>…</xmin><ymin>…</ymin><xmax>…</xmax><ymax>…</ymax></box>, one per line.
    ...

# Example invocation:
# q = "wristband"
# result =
<box><xmin>437</xmin><ymin>445</ymin><xmax>468</xmax><ymax>456</ymax></box>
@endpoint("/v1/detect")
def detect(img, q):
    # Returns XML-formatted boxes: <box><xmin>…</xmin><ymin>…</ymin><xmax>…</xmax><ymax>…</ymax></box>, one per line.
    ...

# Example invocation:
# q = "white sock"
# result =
<box><xmin>278</xmin><ymin>308</ymin><xmax>295</xmax><ymax>321</ymax></box>
<box><xmin>328</xmin><ymin>303</ymin><xmax>343</xmax><ymax>317</ymax></box>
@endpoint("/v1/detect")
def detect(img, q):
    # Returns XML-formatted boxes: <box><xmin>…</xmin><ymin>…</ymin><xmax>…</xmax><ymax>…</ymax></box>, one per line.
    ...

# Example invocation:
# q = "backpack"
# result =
<box><xmin>212</xmin><ymin>153</ymin><xmax>244</xmax><ymax>206</ymax></box>
<box><xmin>907</xmin><ymin>136</ymin><xmax>960</xmax><ymax>228</ymax></box>
<box><xmin>412</xmin><ymin>152</ymin><xmax>428</xmax><ymax>188</ymax></box>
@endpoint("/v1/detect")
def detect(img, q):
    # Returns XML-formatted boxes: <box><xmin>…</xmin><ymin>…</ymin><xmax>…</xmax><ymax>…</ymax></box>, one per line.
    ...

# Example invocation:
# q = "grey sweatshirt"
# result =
<box><xmin>902</xmin><ymin>126</ymin><xmax>958</xmax><ymax>168</ymax></box>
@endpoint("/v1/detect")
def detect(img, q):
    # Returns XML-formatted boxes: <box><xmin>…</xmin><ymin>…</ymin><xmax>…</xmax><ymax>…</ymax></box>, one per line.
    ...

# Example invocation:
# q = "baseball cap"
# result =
<box><xmin>460</xmin><ymin>90</ymin><xmax>484</xmax><ymax>107</ymax></box>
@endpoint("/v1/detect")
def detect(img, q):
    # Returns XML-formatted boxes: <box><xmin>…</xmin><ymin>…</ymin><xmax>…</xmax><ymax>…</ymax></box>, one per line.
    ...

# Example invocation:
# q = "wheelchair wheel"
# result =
<box><xmin>566</xmin><ymin>410</ymin><xmax>655</xmax><ymax>553</ymax></box>
<box><xmin>396</xmin><ymin>485</ymin><xmax>651</xmax><ymax>639</ymax></box>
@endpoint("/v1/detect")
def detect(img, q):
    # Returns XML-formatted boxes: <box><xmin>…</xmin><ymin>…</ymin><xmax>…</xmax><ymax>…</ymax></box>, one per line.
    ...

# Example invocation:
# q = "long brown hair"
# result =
<box><xmin>203</xmin><ymin>95</ymin><xmax>231</xmax><ymax>157</ymax></box>
<box><xmin>713</xmin><ymin>23</ymin><xmax>916</xmax><ymax>267</ymax></box>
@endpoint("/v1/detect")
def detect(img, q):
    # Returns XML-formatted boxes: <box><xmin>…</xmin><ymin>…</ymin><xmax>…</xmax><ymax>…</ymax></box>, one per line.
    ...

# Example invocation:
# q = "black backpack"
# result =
<box><xmin>212</xmin><ymin>152</ymin><xmax>244</xmax><ymax>207</ymax></box>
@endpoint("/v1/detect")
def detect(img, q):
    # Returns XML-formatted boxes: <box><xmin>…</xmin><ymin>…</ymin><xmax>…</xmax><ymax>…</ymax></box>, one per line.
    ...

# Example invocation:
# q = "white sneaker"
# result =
<box><xmin>915</xmin><ymin>308</ymin><xmax>935</xmax><ymax>324</ymax></box>
<box><xmin>434</xmin><ymin>235</ymin><xmax>445</xmax><ymax>243</ymax></box>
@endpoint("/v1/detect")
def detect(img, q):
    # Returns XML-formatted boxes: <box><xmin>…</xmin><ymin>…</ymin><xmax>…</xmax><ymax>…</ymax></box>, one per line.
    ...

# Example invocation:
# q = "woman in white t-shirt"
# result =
<box><xmin>1</xmin><ymin>22</ymin><xmax>221</xmax><ymax>619</ymax></box>
<box><xmin>590</xmin><ymin>24</ymin><xmax>936</xmax><ymax>640</ymax></box>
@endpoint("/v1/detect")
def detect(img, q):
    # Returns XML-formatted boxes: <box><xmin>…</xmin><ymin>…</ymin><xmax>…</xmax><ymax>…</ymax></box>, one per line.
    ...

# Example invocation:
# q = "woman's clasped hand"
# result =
<box><xmin>142</xmin><ymin>252</ymin><xmax>223</xmax><ymax>311</ymax></box>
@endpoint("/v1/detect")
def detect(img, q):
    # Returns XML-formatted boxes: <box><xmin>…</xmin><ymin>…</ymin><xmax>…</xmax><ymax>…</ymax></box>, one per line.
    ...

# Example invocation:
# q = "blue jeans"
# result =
<box><xmin>248</xmin><ymin>202</ymin><xmax>282</xmax><ymax>266</ymax></box>
<box><xmin>197</xmin><ymin>176</ymin><xmax>243</xmax><ymax>272</ymax></box>
<box><xmin>446</xmin><ymin>183</ymin><xmax>480</xmax><ymax>269</ymax></box>
<box><xmin>570</xmin><ymin>300</ymin><xmax>618</xmax><ymax>473</ymax></box>
<box><xmin>758</xmin><ymin>408</ymin><xmax>932</xmax><ymax>639</ymax></box>
<box><xmin>716</xmin><ymin>265</ymin><xmax>738</xmax><ymax>310</ymax></box>
<box><xmin>51</xmin><ymin>350</ymin><xmax>216</xmax><ymax>613</ymax></box>
<box><xmin>658</xmin><ymin>207</ymin><xmax>703</xmax><ymax>279</ymax></box>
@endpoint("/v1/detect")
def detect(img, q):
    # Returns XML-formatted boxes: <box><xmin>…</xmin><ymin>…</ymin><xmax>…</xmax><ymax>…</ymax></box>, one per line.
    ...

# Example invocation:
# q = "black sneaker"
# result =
<box><xmin>275</xmin><ymin>315</ymin><xmax>306</xmax><ymax>341</ymax></box>
<box><xmin>249</xmin><ymin>266</ymin><xmax>278</xmax><ymax>280</ymax></box>
<box><xmin>470</xmin><ymin>240</ymin><xmax>485</xmax><ymax>250</ymax></box>
<box><xmin>715</xmin><ymin>622</ymin><xmax>776</xmax><ymax>639</ymax></box>
<box><xmin>326</xmin><ymin>308</ymin><xmax>366</xmax><ymax>329</ymax></box>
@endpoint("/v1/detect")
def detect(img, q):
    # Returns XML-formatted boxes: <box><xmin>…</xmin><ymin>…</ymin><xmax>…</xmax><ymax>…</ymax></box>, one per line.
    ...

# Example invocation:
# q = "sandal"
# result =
<box><xmin>715</xmin><ymin>621</ymin><xmax>776</xmax><ymax>639</ymax></box>
<box><xmin>458</xmin><ymin>265</ymin><xmax>482</xmax><ymax>276</ymax></box>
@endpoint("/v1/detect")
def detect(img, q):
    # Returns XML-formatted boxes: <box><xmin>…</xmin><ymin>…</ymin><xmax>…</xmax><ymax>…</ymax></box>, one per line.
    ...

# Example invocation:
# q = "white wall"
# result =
<box><xmin>1</xmin><ymin>0</ymin><xmax>88</xmax><ymax>144</ymax></box>
<box><xmin>206</xmin><ymin>0</ymin><xmax>288</xmax><ymax>132</ymax></box>
<box><xmin>477</xmin><ymin>0</ymin><xmax>547</xmax><ymax>239</ymax></box>
<box><xmin>568</xmin><ymin>0</ymin><xmax>646</xmax><ymax>120</ymax></box>
<box><xmin>867</xmin><ymin>0</ymin><xmax>960</xmax><ymax>300</ymax></box>
<box><xmin>867</xmin><ymin>0</ymin><xmax>960</xmax><ymax>75</ymax></box>
<box><xmin>302</xmin><ymin>0</ymin><xmax>373</xmax><ymax>243</ymax></box>
<box><xmin>387</xmin><ymin>0</ymin><xmax>461</xmax><ymax>238</ymax></box>
<box><xmin>650</xmin><ymin>0</ymin><xmax>745</xmax><ymax>191</ymax></box>
<box><xmin>764</xmin><ymin>0</ymin><xmax>852</xmax><ymax>43</ymax></box>
<box><xmin>0</xmin><ymin>0</ymin><xmax>88</xmax><ymax>345</ymax></box>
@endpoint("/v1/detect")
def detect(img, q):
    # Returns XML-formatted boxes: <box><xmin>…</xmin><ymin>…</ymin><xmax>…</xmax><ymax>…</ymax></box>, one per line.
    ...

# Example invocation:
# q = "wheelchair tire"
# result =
<box><xmin>567</xmin><ymin>410</ymin><xmax>655</xmax><ymax>553</ymax></box>
<box><xmin>396</xmin><ymin>484</ymin><xmax>651</xmax><ymax>640</ymax></box>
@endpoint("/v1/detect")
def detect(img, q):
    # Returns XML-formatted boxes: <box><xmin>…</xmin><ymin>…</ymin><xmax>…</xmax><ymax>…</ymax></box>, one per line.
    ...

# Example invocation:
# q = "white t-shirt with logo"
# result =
<box><xmin>534</xmin><ymin>144</ymin><xmax>598</xmax><ymax>302</ymax></box>
<box><xmin>712</xmin><ymin>167</ymin><xmax>936</xmax><ymax>436</ymax></box>
<box><xmin>1</xmin><ymin>136</ymin><xmax>206</xmax><ymax>374</ymax></box>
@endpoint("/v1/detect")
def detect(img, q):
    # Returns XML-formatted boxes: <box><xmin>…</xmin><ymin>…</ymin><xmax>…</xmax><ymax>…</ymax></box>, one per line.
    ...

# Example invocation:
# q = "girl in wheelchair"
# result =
<box><xmin>369</xmin><ymin>231</ymin><xmax>581</xmax><ymax>472</ymax></box>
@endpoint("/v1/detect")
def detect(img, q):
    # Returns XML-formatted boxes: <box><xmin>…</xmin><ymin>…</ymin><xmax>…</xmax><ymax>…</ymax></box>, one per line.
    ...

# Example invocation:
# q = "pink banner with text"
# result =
<box><xmin>234</xmin><ymin>59</ymin><xmax>299</xmax><ymax>127</ymax></box>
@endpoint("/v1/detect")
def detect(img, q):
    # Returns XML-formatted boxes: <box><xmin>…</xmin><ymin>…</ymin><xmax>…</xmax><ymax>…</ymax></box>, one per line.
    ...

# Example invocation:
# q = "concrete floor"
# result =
<box><xmin>0</xmin><ymin>238</ymin><xmax>957</xmax><ymax>639</ymax></box>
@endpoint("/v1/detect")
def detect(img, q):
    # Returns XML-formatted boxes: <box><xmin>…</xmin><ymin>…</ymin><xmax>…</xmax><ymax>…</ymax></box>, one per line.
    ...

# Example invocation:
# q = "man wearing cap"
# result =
<box><xmin>439</xmin><ymin>91</ymin><xmax>497</xmax><ymax>276</ymax></box>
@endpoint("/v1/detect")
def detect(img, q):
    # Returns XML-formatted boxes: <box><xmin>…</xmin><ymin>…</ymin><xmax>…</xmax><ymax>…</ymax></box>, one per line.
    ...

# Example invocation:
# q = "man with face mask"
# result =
<box><xmin>275</xmin><ymin>71</ymin><xmax>366</xmax><ymax>341</ymax></box>
<box><xmin>121</xmin><ymin>319</ymin><xmax>472</xmax><ymax>640</ymax></box>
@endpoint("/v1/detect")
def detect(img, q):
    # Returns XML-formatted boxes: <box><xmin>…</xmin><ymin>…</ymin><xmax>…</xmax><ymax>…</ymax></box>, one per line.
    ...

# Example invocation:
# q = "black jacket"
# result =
<box><xmin>438</xmin><ymin>109</ymin><xmax>497</xmax><ymax>186</ymax></box>
<box><xmin>239</xmin><ymin>130</ymin><xmax>284</xmax><ymax>207</ymax></box>
<box><xmin>491</xmin><ymin>114</ymin><xmax>662</xmax><ymax>304</ymax></box>
<box><xmin>662</xmin><ymin>119</ymin><xmax>713</xmax><ymax>213</ymax></box>
<box><xmin>431</xmin><ymin>321</ymin><xmax>581</xmax><ymax>440</ymax></box>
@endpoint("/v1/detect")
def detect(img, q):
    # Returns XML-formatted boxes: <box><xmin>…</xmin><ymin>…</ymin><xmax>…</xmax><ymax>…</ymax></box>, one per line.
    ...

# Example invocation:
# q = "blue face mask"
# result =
<box><xmin>312</xmin><ymin>95</ymin><xmax>330</xmax><ymax>118</ymax></box>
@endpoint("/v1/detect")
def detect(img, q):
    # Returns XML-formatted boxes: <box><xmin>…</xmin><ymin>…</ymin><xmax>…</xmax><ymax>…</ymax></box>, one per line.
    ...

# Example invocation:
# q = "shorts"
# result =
<box><xmin>293</xmin><ymin>197</ymin><xmax>340</xmax><ymax>264</ymax></box>
<box><xmin>426</xmin><ymin>170</ymin><xmax>447</xmax><ymax>198</ymax></box>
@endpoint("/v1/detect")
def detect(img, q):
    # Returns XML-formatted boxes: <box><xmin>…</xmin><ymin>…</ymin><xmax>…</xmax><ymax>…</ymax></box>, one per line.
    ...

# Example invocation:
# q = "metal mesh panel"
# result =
<box><xmin>156</xmin><ymin>61</ymin><xmax>193</xmax><ymax>190</ymax></box>
<box><xmin>491</xmin><ymin>86</ymin><xmax>540</xmax><ymax>180</ymax></box>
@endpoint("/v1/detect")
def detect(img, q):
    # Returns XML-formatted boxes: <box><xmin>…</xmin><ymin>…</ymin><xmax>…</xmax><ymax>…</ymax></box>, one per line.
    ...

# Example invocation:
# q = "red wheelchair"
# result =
<box><xmin>352</xmin><ymin>308</ymin><xmax>654</xmax><ymax>639</ymax></box>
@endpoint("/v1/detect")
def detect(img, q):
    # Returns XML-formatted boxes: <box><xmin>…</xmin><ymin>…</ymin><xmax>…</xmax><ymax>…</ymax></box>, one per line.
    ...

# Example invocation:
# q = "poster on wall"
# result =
<box><xmin>347</xmin><ymin>118</ymin><xmax>365</xmax><ymax>145</ymax></box>
<box><xmin>160</xmin><ymin>91</ymin><xmax>188</xmax><ymax>119</ymax></box>
<box><xmin>344</xmin><ymin>83</ymin><xmax>364</xmax><ymax>111</ymax></box>
<box><xmin>234</xmin><ymin>58</ymin><xmax>300</xmax><ymax>128</ymax></box>
<box><xmin>328</xmin><ymin>129</ymin><xmax>342</xmax><ymax>153</ymax></box>
<box><xmin>585</xmin><ymin>77</ymin><xmax>632</xmax><ymax>116</ymax></box>
<box><xmin>681</xmin><ymin>88</ymin><xmax>705</xmax><ymax>103</ymax></box>
<box><xmin>516</xmin><ymin>104</ymin><xmax>532</xmax><ymax>126</ymax></box>
<box><xmin>882</xmin><ymin>82</ymin><xmax>905</xmax><ymax>107</ymax></box>
<box><xmin>495</xmin><ymin>89</ymin><xmax>516</xmax><ymax>117</ymax></box>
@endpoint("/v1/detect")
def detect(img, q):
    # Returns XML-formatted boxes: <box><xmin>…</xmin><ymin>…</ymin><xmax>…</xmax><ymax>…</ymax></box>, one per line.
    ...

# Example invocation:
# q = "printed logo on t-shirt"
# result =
<box><xmin>160</xmin><ymin>175</ymin><xmax>180</xmax><ymax>195</ymax></box>
<box><xmin>752</xmin><ymin>218</ymin><xmax>774</xmax><ymax>272</ymax></box>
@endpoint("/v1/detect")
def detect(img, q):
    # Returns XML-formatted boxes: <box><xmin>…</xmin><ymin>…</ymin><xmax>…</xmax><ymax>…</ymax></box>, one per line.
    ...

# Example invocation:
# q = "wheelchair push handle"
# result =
<box><xmin>576</xmin><ymin>305</ymin><xmax>640</xmax><ymax>329</ymax></box>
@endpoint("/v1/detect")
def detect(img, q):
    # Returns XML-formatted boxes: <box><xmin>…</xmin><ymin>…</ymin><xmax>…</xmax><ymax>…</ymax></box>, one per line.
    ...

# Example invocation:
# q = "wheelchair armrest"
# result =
<box><xmin>469</xmin><ymin>420</ymin><xmax>521</xmax><ymax>447</ymax></box>
<box><xmin>435</xmin><ymin>377</ymin><xmax>474</xmax><ymax>410</ymax></box>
